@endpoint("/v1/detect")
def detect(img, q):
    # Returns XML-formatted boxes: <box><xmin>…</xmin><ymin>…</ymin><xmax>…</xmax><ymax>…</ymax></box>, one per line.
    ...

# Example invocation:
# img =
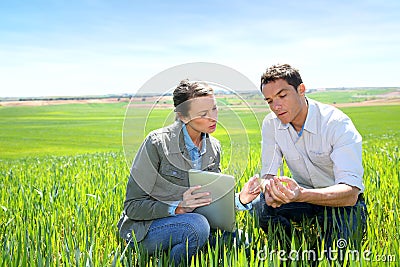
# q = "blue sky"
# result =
<box><xmin>0</xmin><ymin>0</ymin><xmax>399</xmax><ymax>97</ymax></box>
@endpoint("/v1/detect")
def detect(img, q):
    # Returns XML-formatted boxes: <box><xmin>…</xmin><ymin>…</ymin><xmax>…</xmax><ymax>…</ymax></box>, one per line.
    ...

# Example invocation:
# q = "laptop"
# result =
<box><xmin>188</xmin><ymin>169</ymin><xmax>236</xmax><ymax>232</ymax></box>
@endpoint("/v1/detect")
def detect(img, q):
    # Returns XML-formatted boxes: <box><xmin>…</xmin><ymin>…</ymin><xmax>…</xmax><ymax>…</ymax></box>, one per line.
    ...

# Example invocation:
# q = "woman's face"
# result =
<box><xmin>178</xmin><ymin>95</ymin><xmax>218</xmax><ymax>134</ymax></box>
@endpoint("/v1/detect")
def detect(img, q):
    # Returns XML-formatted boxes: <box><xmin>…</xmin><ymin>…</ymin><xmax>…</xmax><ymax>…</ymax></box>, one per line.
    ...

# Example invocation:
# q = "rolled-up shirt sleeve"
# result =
<box><xmin>330</xmin><ymin>117</ymin><xmax>364</xmax><ymax>192</ymax></box>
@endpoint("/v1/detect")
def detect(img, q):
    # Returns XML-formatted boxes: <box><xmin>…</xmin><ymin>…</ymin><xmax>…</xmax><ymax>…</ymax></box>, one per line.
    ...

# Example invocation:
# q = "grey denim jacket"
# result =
<box><xmin>117</xmin><ymin>121</ymin><xmax>221</xmax><ymax>242</ymax></box>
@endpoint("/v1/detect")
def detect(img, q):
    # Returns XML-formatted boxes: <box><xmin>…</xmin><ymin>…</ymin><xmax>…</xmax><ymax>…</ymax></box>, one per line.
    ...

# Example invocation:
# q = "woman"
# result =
<box><xmin>118</xmin><ymin>80</ymin><xmax>260</xmax><ymax>266</ymax></box>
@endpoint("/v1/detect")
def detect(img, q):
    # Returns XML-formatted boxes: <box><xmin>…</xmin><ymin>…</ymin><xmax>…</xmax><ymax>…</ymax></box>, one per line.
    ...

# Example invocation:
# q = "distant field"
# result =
<box><xmin>0</xmin><ymin>103</ymin><xmax>126</xmax><ymax>159</ymax></box>
<box><xmin>340</xmin><ymin>105</ymin><xmax>400</xmax><ymax>138</ymax></box>
<box><xmin>1</xmin><ymin>94</ymin><xmax>399</xmax><ymax>159</ymax></box>
<box><xmin>307</xmin><ymin>87</ymin><xmax>398</xmax><ymax>104</ymax></box>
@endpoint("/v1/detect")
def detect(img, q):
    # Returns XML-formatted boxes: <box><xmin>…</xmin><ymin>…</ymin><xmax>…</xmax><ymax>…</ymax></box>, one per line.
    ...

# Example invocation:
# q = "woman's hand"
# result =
<box><xmin>175</xmin><ymin>186</ymin><xmax>212</xmax><ymax>214</ymax></box>
<box><xmin>238</xmin><ymin>175</ymin><xmax>261</xmax><ymax>205</ymax></box>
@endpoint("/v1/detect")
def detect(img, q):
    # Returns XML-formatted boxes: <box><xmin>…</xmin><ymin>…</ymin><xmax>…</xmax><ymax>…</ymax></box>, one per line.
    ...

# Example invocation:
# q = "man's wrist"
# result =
<box><xmin>297</xmin><ymin>187</ymin><xmax>306</xmax><ymax>202</ymax></box>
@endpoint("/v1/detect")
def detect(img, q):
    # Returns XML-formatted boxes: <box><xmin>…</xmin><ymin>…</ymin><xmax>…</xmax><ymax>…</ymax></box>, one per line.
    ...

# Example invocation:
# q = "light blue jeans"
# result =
<box><xmin>130</xmin><ymin>213</ymin><xmax>210</xmax><ymax>266</ymax></box>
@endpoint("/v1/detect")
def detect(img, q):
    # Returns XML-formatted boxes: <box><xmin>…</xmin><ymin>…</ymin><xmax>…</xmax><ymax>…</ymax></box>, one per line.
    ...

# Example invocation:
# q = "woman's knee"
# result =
<box><xmin>182</xmin><ymin>213</ymin><xmax>210</xmax><ymax>247</ymax></box>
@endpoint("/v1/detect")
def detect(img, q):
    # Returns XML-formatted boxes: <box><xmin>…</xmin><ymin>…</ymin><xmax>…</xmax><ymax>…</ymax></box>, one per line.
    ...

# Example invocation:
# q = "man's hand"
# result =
<box><xmin>175</xmin><ymin>186</ymin><xmax>211</xmax><ymax>214</ymax></box>
<box><xmin>263</xmin><ymin>176</ymin><xmax>302</xmax><ymax>208</ymax></box>
<box><xmin>263</xmin><ymin>178</ymin><xmax>284</xmax><ymax>208</ymax></box>
<box><xmin>238</xmin><ymin>175</ymin><xmax>261</xmax><ymax>205</ymax></box>
<box><xmin>270</xmin><ymin>176</ymin><xmax>301</xmax><ymax>203</ymax></box>
<box><xmin>265</xmin><ymin>177</ymin><xmax>362</xmax><ymax>207</ymax></box>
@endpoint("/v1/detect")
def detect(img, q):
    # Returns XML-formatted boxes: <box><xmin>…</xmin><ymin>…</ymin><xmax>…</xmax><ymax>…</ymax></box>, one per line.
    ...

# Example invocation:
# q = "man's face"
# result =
<box><xmin>261</xmin><ymin>79</ymin><xmax>305</xmax><ymax>125</ymax></box>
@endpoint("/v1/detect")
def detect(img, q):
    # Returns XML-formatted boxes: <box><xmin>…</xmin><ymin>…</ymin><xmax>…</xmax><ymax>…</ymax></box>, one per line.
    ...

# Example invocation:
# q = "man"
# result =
<box><xmin>257</xmin><ymin>64</ymin><xmax>367</xmax><ymax>251</ymax></box>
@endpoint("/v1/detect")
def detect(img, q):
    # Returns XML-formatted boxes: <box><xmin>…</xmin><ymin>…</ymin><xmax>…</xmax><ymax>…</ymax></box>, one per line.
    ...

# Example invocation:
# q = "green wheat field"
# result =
<box><xmin>1</xmin><ymin>95</ymin><xmax>399</xmax><ymax>266</ymax></box>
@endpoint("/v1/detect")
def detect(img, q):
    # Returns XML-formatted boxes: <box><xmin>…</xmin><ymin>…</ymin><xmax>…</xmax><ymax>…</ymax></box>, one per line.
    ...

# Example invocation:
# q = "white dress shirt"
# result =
<box><xmin>261</xmin><ymin>98</ymin><xmax>364</xmax><ymax>192</ymax></box>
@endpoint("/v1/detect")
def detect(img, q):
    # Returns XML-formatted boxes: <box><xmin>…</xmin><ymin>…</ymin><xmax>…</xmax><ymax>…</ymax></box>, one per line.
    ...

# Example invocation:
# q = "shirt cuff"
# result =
<box><xmin>235</xmin><ymin>193</ymin><xmax>252</xmax><ymax>211</ymax></box>
<box><xmin>168</xmin><ymin>201</ymin><xmax>181</xmax><ymax>216</ymax></box>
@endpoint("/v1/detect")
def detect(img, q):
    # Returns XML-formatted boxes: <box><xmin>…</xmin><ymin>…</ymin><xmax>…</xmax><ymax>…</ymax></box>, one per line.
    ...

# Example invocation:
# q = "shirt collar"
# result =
<box><xmin>277</xmin><ymin>98</ymin><xmax>317</xmax><ymax>135</ymax></box>
<box><xmin>304</xmin><ymin>98</ymin><xmax>318</xmax><ymax>135</ymax></box>
<box><xmin>167</xmin><ymin>120</ymin><xmax>186</xmax><ymax>154</ymax></box>
<box><xmin>182</xmin><ymin>123</ymin><xmax>207</xmax><ymax>155</ymax></box>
